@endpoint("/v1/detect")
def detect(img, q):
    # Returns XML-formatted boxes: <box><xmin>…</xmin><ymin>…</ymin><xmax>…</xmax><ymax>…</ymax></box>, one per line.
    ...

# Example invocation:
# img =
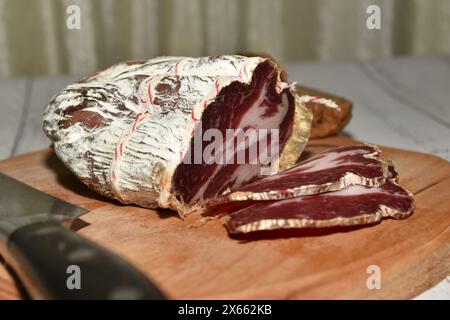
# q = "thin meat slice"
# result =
<box><xmin>226</xmin><ymin>181</ymin><xmax>414</xmax><ymax>234</ymax></box>
<box><xmin>206</xmin><ymin>145</ymin><xmax>397</xmax><ymax>213</ymax></box>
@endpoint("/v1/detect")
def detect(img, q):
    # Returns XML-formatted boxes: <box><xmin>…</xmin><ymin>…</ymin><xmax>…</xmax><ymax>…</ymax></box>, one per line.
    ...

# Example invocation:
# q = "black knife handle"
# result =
<box><xmin>6</xmin><ymin>221</ymin><xmax>166</xmax><ymax>300</ymax></box>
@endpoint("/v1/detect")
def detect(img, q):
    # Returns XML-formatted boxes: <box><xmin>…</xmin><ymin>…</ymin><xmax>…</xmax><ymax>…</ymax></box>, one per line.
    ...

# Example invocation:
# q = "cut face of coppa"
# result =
<box><xmin>172</xmin><ymin>61</ymin><xmax>296</xmax><ymax>207</ymax></box>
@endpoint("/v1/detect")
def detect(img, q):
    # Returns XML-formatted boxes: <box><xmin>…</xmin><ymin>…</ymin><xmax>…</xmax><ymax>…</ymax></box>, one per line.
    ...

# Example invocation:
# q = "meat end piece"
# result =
<box><xmin>226</xmin><ymin>181</ymin><xmax>414</xmax><ymax>234</ymax></box>
<box><xmin>296</xmin><ymin>85</ymin><xmax>352</xmax><ymax>138</ymax></box>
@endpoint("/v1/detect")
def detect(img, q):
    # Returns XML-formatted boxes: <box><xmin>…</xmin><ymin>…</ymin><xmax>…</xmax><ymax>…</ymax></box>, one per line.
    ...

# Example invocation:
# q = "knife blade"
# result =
<box><xmin>0</xmin><ymin>173</ymin><xmax>166</xmax><ymax>300</ymax></box>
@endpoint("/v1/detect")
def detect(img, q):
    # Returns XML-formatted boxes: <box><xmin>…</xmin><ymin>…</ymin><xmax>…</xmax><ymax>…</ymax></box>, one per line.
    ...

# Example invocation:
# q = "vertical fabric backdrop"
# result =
<box><xmin>0</xmin><ymin>0</ymin><xmax>449</xmax><ymax>78</ymax></box>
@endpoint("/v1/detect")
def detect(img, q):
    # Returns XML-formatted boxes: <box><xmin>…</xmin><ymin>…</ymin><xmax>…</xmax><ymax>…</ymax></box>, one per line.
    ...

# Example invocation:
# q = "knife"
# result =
<box><xmin>0</xmin><ymin>173</ymin><xmax>166</xmax><ymax>299</ymax></box>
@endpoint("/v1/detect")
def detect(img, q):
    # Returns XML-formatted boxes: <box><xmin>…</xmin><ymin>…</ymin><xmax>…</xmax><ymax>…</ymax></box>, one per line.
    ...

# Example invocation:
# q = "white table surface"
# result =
<box><xmin>0</xmin><ymin>55</ymin><xmax>449</xmax><ymax>299</ymax></box>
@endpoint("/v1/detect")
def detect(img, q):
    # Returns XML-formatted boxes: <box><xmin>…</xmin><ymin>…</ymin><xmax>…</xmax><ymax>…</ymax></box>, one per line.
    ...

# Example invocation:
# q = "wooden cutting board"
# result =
<box><xmin>0</xmin><ymin>136</ymin><xmax>449</xmax><ymax>299</ymax></box>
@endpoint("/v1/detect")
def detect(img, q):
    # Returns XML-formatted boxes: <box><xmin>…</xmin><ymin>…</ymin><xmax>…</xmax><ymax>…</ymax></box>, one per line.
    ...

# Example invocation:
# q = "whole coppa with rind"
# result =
<box><xmin>43</xmin><ymin>55</ymin><xmax>312</xmax><ymax>215</ymax></box>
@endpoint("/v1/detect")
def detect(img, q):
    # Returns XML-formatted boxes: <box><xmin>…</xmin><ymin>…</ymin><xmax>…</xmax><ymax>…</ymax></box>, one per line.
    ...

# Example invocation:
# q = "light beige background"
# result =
<box><xmin>0</xmin><ymin>0</ymin><xmax>450</xmax><ymax>78</ymax></box>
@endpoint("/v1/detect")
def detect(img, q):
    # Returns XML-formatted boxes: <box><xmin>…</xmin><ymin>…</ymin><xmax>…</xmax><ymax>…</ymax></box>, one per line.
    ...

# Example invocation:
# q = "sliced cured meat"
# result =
<box><xmin>42</xmin><ymin>54</ymin><xmax>415</xmax><ymax>239</ymax></box>
<box><xmin>205</xmin><ymin>145</ymin><xmax>397</xmax><ymax>213</ymax></box>
<box><xmin>226</xmin><ymin>181</ymin><xmax>414</xmax><ymax>234</ymax></box>
<box><xmin>42</xmin><ymin>55</ymin><xmax>312</xmax><ymax>214</ymax></box>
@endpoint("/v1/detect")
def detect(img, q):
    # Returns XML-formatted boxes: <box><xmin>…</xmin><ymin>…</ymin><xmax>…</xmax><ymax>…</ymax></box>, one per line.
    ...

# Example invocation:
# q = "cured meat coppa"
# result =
<box><xmin>43</xmin><ymin>55</ymin><xmax>312</xmax><ymax>214</ymax></box>
<box><xmin>43</xmin><ymin>55</ymin><xmax>414</xmax><ymax>237</ymax></box>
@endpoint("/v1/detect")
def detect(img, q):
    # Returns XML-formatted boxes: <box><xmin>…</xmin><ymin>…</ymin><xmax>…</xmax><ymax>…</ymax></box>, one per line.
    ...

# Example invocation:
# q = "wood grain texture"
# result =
<box><xmin>0</xmin><ymin>136</ymin><xmax>448</xmax><ymax>300</ymax></box>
